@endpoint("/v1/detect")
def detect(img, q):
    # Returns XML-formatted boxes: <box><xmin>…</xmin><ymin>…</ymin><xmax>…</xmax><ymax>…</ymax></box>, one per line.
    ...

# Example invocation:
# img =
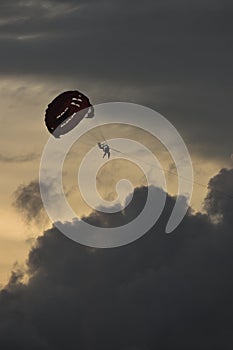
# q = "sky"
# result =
<box><xmin>0</xmin><ymin>0</ymin><xmax>233</xmax><ymax>348</ymax></box>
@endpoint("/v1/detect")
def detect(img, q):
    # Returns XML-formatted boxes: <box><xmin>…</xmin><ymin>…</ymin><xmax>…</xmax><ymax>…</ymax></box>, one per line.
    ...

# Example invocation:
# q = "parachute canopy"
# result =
<box><xmin>44</xmin><ymin>90</ymin><xmax>94</xmax><ymax>138</ymax></box>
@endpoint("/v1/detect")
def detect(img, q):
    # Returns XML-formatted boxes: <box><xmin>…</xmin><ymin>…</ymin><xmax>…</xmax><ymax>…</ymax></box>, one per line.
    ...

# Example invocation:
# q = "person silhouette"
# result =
<box><xmin>98</xmin><ymin>142</ymin><xmax>110</xmax><ymax>159</ymax></box>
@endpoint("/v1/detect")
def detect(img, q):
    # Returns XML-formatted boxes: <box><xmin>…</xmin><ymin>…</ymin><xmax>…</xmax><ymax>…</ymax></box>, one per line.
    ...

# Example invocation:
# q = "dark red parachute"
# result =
<box><xmin>45</xmin><ymin>90</ymin><xmax>94</xmax><ymax>138</ymax></box>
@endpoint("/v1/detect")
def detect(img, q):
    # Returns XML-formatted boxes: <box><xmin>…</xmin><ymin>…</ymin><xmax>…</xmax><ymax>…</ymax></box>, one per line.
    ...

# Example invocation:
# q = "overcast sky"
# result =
<box><xmin>0</xmin><ymin>0</ymin><xmax>233</xmax><ymax>158</ymax></box>
<box><xmin>0</xmin><ymin>1</ymin><xmax>233</xmax><ymax>348</ymax></box>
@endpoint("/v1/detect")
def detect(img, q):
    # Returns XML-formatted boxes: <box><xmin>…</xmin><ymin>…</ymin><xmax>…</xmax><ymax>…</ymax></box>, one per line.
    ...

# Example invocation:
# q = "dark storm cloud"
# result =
<box><xmin>204</xmin><ymin>168</ymin><xmax>233</xmax><ymax>224</ymax></box>
<box><xmin>1</xmin><ymin>167</ymin><xmax>233</xmax><ymax>349</ymax></box>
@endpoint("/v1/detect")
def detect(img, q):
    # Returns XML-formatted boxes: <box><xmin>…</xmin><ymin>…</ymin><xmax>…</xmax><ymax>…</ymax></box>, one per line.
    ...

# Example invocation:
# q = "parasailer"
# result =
<box><xmin>98</xmin><ymin>142</ymin><xmax>111</xmax><ymax>159</ymax></box>
<box><xmin>44</xmin><ymin>90</ymin><xmax>94</xmax><ymax>138</ymax></box>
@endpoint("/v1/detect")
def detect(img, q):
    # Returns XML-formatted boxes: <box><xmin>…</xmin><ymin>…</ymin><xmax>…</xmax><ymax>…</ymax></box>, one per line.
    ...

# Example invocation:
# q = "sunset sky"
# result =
<box><xmin>0</xmin><ymin>0</ymin><xmax>233</xmax><ymax>348</ymax></box>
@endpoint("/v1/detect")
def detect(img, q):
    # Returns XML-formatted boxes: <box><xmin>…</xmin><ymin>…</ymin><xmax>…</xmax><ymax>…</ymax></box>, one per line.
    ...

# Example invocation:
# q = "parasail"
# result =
<box><xmin>44</xmin><ymin>90</ymin><xmax>94</xmax><ymax>138</ymax></box>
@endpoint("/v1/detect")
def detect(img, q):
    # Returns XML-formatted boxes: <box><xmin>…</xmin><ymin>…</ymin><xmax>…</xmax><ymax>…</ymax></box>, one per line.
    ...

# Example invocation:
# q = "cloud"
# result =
<box><xmin>12</xmin><ymin>180</ymin><xmax>47</xmax><ymax>226</ymax></box>
<box><xmin>1</xmin><ymin>167</ymin><xmax>233</xmax><ymax>349</ymax></box>
<box><xmin>1</xmin><ymin>0</ymin><xmax>232</xmax><ymax>83</ymax></box>
<box><xmin>0</xmin><ymin>0</ymin><xmax>232</xmax><ymax>160</ymax></box>
<box><xmin>0</xmin><ymin>152</ymin><xmax>38</xmax><ymax>163</ymax></box>
<box><xmin>204</xmin><ymin>168</ymin><xmax>233</xmax><ymax>224</ymax></box>
<box><xmin>12</xmin><ymin>178</ymin><xmax>75</xmax><ymax>227</ymax></box>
